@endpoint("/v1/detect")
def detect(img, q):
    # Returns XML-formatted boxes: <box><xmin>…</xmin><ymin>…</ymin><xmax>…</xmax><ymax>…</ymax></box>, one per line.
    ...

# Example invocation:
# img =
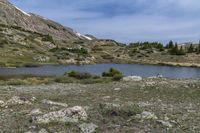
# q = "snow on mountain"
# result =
<box><xmin>75</xmin><ymin>32</ymin><xmax>92</xmax><ymax>41</ymax></box>
<box><xmin>14</xmin><ymin>6</ymin><xmax>31</xmax><ymax>17</ymax></box>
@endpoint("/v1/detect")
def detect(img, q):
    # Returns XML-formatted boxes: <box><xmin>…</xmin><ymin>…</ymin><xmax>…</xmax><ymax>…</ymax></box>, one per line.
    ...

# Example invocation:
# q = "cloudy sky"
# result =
<box><xmin>10</xmin><ymin>0</ymin><xmax>200</xmax><ymax>43</ymax></box>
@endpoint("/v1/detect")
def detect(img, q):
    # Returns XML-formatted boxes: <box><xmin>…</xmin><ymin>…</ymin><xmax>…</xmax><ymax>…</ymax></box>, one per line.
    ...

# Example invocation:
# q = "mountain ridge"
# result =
<box><xmin>0</xmin><ymin>0</ymin><xmax>93</xmax><ymax>41</ymax></box>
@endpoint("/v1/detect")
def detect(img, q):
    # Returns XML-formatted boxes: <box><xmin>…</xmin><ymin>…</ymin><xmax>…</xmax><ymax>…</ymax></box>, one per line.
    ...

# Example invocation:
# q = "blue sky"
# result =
<box><xmin>10</xmin><ymin>0</ymin><xmax>200</xmax><ymax>43</ymax></box>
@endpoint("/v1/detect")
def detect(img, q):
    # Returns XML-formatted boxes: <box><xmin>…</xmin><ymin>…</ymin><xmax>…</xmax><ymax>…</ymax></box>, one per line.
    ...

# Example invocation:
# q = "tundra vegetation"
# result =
<box><xmin>0</xmin><ymin>69</ymin><xmax>199</xmax><ymax>132</ymax></box>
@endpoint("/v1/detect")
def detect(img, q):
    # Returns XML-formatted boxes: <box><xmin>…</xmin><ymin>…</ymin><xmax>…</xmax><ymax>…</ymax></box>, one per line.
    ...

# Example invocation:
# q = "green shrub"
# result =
<box><xmin>112</xmin><ymin>74</ymin><xmax>123</xmax><ymax>81</ymax></box>
<box><xmin>99</xmin><ymin>103</ymin><xmax>143</xmax><ymax>117</ymax></box>
<box><xmin>42</xmin><ymin>34</ymin><xmax>54</xmax><ymax>43</ymax></box>
<box><xmin>54</xmin><ymin>76</ymin><xmax>74</xmax><ymax>83</ymax></box>
<box><xmin>7</xmin><ymin>79</ymin><xmax>25</xmax><ymax>85</ymax></box>
<box><xmin>66</xmin><ymin>71</ymin><xmax>92</xmax><ymax>79</ymax></box>
<box><xmin>102</xmin><ymin>68</ymin><xmax>123</xmax><ymax>77</ymax></box>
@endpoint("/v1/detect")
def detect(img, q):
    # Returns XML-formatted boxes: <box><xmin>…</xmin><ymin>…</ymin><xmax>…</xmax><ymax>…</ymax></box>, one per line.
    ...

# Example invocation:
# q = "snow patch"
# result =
<box><xmin>75</xmin><ymin>32</ymin><xmax>92</xmax><ymax>41</ymax></box>
<box><xmin>14</xmin><ymin>6</ymin><xmax>31</xmax><ymax>17</ymax></box>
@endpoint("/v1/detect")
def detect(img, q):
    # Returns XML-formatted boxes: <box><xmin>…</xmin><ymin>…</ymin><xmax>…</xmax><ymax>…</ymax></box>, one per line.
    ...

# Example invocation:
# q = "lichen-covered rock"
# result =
<box><xmin>33</xmin><ymin>56</ymin><xmax>50</xmax><ymax>62</ymax></box>
<box><xmin>157</xmin><ymin>120</ymin><xmax>173</xmax><ymax>128</ymax></box>
<box><xmin>136</xmin><ymin>111</ymin><xmax>158</xmax><ymax>120</ymax></box>
<box><xmin>79</xmin><ymin>123</ymin><xmax>98</xmax><ymax>133</ymax></box>
<box><xmin>42</xmin><ymin>99</ymin><xmax>68</xmax><ymax>107</ymax></box>
<box><xmin>38</xmin><ymin>128</ymin><xmax>48</xmax><ymax>133</ymax></box>
<box><xmin>0</xmin><ymin>100</ymin><xmax>4</xmax><ymax>105</ymax></box>
<box><xmin>1</xmin><ymin>96</ymin><xmax>31</xmax><ymax>107</ymax></box>
<box><xmin>30</xmin><ymin>109</ymin><xmax>42</xmax><ymax>115</ymax></box>
<box><xmin>33</xmin><ymin>106</ymin><xmax>87</xmax><ymax>124</ymax></box>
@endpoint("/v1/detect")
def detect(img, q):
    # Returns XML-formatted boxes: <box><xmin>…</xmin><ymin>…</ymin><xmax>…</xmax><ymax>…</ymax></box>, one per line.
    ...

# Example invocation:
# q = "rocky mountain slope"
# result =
<box><xmin>1</xmin><ymin>0</ymin><xmax>200</xmax><ymax>67</ymax></box>
<box><xmin>0</xmin><ymin>0</ymin><xmax>90</xmax><ymax>41</ymax></box>
<box><xmin>0</xmin><ymin>0</ymin><xmax>127</xmax><ymax>67</ymax></box>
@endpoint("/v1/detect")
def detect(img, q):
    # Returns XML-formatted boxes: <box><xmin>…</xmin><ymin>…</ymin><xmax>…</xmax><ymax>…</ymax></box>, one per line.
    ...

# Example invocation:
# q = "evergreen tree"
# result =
<box><xmin>168</xmin><ymin>40</ymin><xmax>174</xmax><ymax>49</ymax></box>
<box><xmin>178</xmin><ymin>46</ymin><xmax>186</xmax><ymax>55</ymax></box>
<box><xmin>170</xmin><ymin>43</ymin><xmax>178</xmax><ymax>55</ymax></box>
<box><xmin>198</xmin><ymin>40</ymin><xmax>200</xmax><ymax>53</ymax></box>
<box><xmin>188</xmin><ymin>44</ymin><xmax>194</xmax><ymax>53</ymax></box>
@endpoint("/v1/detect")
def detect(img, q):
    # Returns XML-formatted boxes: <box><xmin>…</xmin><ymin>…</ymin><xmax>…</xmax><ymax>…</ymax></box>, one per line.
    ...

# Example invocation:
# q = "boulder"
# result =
<box><xmin>0</xmin><ymin>100</ymin><xmax>4</xmax><ymax>105</ymax></box>
<box><xmin>123</xmin><ymin>76</ymin><xmax>142</xmax><ymax>82</ymax></box>
<box><xmin>33</xmin><ymin>106</ymin><xmax>87</xmax><ymax>124</ymax></box>
<box><xmin>136</xmin><ymin>111</ymin><xmax>158</xmax><ymax>120</ymax></box>
<box><xmin>33</xmin><ymin>56</ymin><xmax>50</xmax><ymax>62</ymax></box>
<box><xmin>1</xmin><ymin>96</ymin><xmax>31</xmax><ymax>107</ymax></box>
<box><xmin>79</xmin><ymin>123</ymin><xmax>98</xmax><ymax>133</ymax></box>
<box><xmin>42</xmin><ymin>99</ymin><xmax>68</xmax><ymax>107</ymax></box>
<box><xmin>38</xmin><ymin>128</ymin><xmax>49</xmax><ymax>133</ymax></box>
<box><xmin>157</xmin><ymin>120</ymin><xmax>173</xmax><ymax>128</ymax></box>
<box><xmin>30</xmin><ymin>109</ymin><xmax>43</xmax><ymax>115</ymax></box>
<box><xmin>114</xmin><ymin>88</ymin><xmax>121</xmax><ymax>91</ymax></box>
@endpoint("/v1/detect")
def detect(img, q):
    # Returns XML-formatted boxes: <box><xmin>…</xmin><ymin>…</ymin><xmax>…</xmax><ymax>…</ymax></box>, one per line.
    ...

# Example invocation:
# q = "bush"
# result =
<box><xmin>66</xmin><ymin>71</ymin><xmax>92</xmax><ymax>79</ymax></box>
<box><xmin>112</xmin><ymin>74</ymin><xmax>123</xmax><ymax>81</ymax></box>
<box><xmin>54</xmin><ymin>76</ymin><xmax>74</xmax><ymax>83</ymax></box>
<box><xmin>7</xmin><ymin>79</ymin><xmax>25</xmax><ymax>85</ymax></box>
<box><xmin>102</xmin><ymin>68</ymin><xmax>123</xmax><ymax>77</ymax></box>
<box><xmin>42</xmin><ymin>34</ymin><xmax>54</xmax><ymax>43</ymax></box>
<box><xmin>99</xmin><ymin>103</ymin><xmax>143</xmax><ymax>117</ymax></box>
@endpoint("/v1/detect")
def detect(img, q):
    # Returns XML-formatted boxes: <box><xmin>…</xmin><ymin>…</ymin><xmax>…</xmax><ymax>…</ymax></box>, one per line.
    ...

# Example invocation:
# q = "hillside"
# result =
<box><xmin>0</xmin><ymin>0</ymin><xmax>200</xmax><ymax>67</ymax></box>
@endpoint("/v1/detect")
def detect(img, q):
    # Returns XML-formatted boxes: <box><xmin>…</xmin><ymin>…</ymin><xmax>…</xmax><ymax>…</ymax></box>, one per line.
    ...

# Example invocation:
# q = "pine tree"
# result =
<box><xmin>188</xmin><ymin>44</ymin><xmax>194</xmax><ymax>53</ymax></box>
<box><xmin>170</xmin><ymin>43</ymin><xmax>178</xmax><ymax>55</ymax></box>
<box><xmin>198</xmin><ymin>40</ymin><xmax>200</xmax><ymax>53</ymax></box>
<box><xmin>168</xmin><ymin>40</ymin><xmax>174</xmax><ymax>49</ymax></box>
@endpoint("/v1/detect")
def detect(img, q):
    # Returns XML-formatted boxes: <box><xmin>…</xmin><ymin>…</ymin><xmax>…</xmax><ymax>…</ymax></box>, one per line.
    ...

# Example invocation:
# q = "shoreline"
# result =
<box><xmin>1</xmin><ymin>61</ymin><xmax>200</xmax><ymax>69</ymax></box>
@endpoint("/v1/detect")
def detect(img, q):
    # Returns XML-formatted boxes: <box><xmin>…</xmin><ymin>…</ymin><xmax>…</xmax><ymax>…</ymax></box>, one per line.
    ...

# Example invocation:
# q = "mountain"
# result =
<box><xmin>0</xmin><ymin>0</ymin><xmax>104</xmax><ymax>66</ymax></box>
<box><xmin>0</xmin><ymin>0</ymin><xmax>126</xmax><ymax>67</ymax></box>
<box><xmin>0</xmin><ymin>0</ymin><xmax>93</xmax><ymax>41</ymax></box>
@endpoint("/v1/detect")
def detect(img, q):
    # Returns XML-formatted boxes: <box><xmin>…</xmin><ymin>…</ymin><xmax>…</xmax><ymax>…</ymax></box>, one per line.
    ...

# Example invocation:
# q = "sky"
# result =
<box><xmin>10</xmin><ymin>0</ymin><xmax>200</xmax><ymax>44</ymax></box>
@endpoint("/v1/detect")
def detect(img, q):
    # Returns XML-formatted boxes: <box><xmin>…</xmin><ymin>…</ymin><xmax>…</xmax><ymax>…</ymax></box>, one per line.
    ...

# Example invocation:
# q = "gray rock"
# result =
<box><xmin>123</xmin><ymin>76</ymin><xmax>142</xmax><ymax>81</ymax></box>
<box><xmin>157</xmin><ymin>120</ymin><xmax>173</xmax><ymax>128</ymax></box>
<box><xmin>136</xmin><ymin>111</ymin><xmax>158</xmax><ymax>120</ymax></box>
<box><xmin>42</xmin><ymin>99</ymin><xmax>68</xmax><ymax>107</ymax></box>
<box><xmin>38</xmin><ymin>128</ymin><xmax>48</xmax><ymax>133</ymax></box>
<box><xmin>34</xmin><ymin>106</ymin><xmax>87</xmax><ymax>124</ymax></box>
<box><xmin>137</xmin><ymin>102</ymin><xmax>152</xmax><ymax>107</ymax></box>
<box><xmin>79</xmin><ymin>123</ymin><xmax>98</xmax><ymax>133</ymax></box>
<box><xmin>33</xmin><ymin>56</ymin><xmax>50</xmax><ymax>62</ymax></box>
<box><xmin>102</xmin><ymin>96</ymin><xmax>111</xmax><ymax>99</ymax></box>
<box><xmin>114</xmin><ymin>88</ymin><xmax>121</xmax><ymax>91</ymax></box>
<box><xmin>1</xmin><ymin>96</ymin><xmax>31</xmax><ymax>107</ymax></box>
<box><xmin>0</xmin><ymin>100</ymin><xmax>4</xmax><ymax>105</ymax></box>
<box><xmin>30</xmin><ymin>109</ymin><xmax>42</xmax><ymax>115</ymax></box>
<box><xmin>31</xmin><ymin>97</ymin><xmax>37</xmax><ymax>102</ymax></box>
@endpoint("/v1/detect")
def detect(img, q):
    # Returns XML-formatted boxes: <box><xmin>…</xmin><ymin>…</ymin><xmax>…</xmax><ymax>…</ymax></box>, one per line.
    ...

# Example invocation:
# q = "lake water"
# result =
<box><xmin>0</xmin><ymin>64</ymin><xmax>200</xmax><ymax>79</ymax></box>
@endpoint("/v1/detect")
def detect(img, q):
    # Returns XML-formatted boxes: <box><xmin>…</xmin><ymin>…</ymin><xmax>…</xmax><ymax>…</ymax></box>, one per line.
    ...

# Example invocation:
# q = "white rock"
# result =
<box><xmin>137</xmin><ymin>102</ymin><xmax>152</xmax><ymax>107</ymax></box>
<box><xmin>30</xmin><ymin>109</ymin><xmax>42</xmax><ymax>115</ymax></box>
<box><xmin>0</xmin><ymin>100</ymin><xmax>4</xmax><ymax>105</ymax></box>
<box><xmin>103</xmin><ymin>96</ymin><xmax>111</xmax><ymax>99</ymax></box>
<box><xmin>136</xmin><ymin>111</ymin><xmax>158</xmax><ymax>120</ymax></box>
<box><xmin>1</xmin><ymin>96</ymin><xmax>31</xmax><ymax>107</ymax></box>
<box><xmin>79</xmin><ymin>123</ymin><xmax>98</xmax><ymax>133</ymax></box>
<box><xmin>31</xmin><ymin>97</ymin><xmax>37</xmax><ymax>102</ymax></box>
<box><xmin>42</xmin><ymin>99</ymin><xmax>68</xmax><ymax>107</ymax></box>
<box><xmin>34</xmin><ymin>106</ymin><xmax>87</xmax><ymax>124</ymax></box>
<box><xmin>114</xmin><ymin>88</ymin><xmax>121</xmax><ymax>91</ymax></box>
<box><xmin>38</xmin><ymin>128</ymin><xmax>48</xmax><ymax>133</ymax></box>
<box><xmin>123</xmin><ymin>76</ymin><xmax>142</xmax><ymax>82</ymax></box>
<box><xmin>157</xmin><ymin>120</ymin><xmax>173</xmax><ymax>128</ymax></box>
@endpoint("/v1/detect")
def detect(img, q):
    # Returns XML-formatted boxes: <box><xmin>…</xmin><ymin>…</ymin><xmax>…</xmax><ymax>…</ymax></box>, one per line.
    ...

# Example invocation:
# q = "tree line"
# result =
<box><xmin>128</xmin><ymin>40</ymin><xmax>200</xmax><ymax>55</ymax></box>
